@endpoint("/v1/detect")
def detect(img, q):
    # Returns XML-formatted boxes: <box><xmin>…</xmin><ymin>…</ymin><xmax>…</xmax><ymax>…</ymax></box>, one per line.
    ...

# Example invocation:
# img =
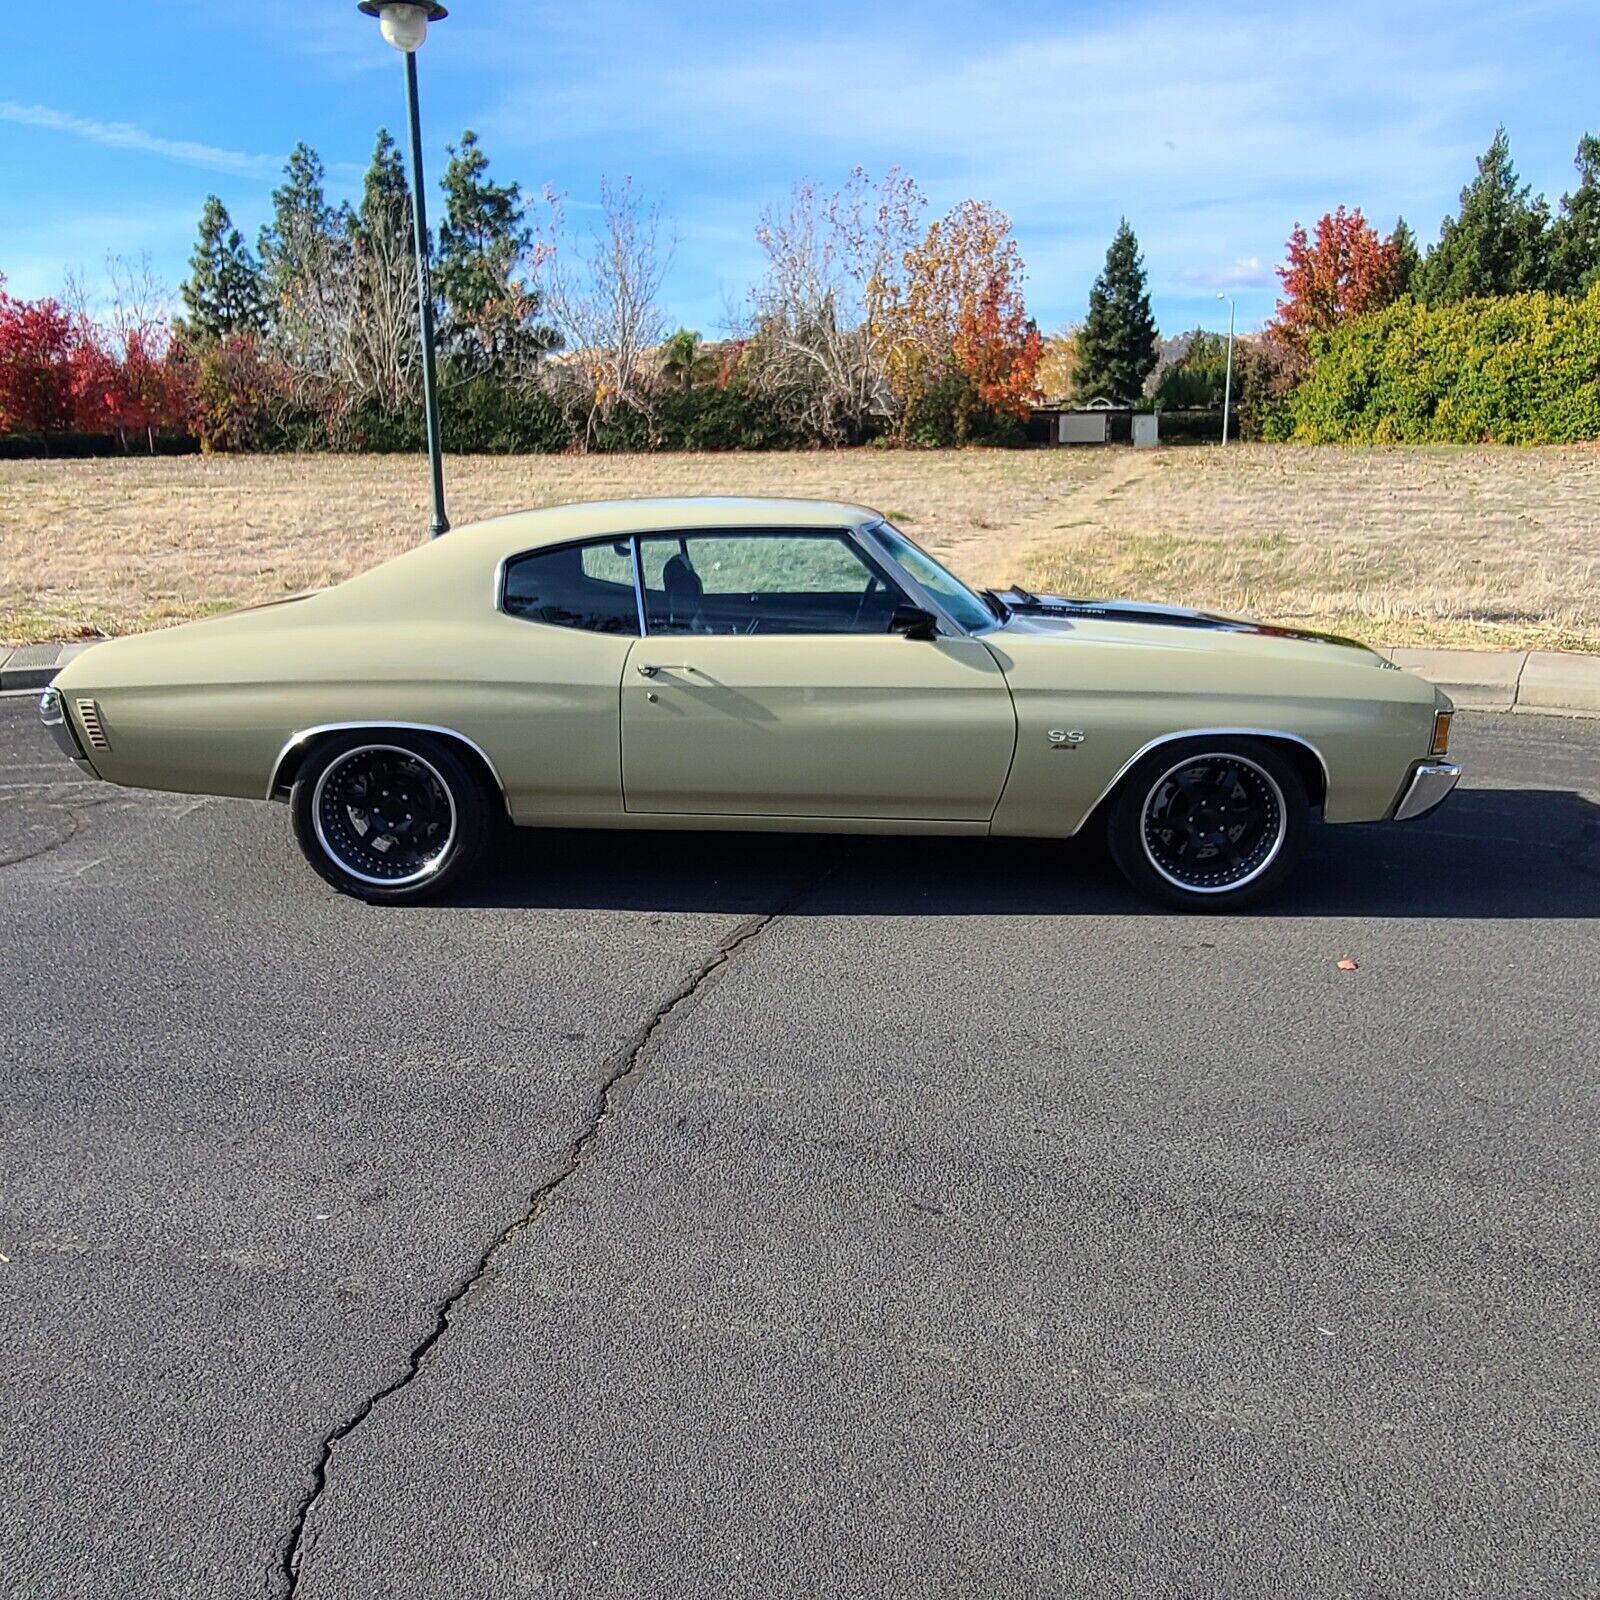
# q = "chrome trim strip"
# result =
<box><xmin>267</xmin><ymin>721</ymin><xmax>509</xmax><ymax>805</ymax></box>
<box><xmin>857</xmin><ymin>518</ymin><xmax>987</xmax><ymax>638</ymax></box>
<box><xmin>1391</xmin><ymin>760</ymin><xmax>1461</xmax><ymax>822</ymax></box>
<box><xmin>1080</xmin><ymin>727</ymin><xmax>1333</xmax><ymax>825</ymax></box>
<box><xmin>629</xmin><ymin>534</ymin><xmax>647</xmax><ymax>635</ymax></box>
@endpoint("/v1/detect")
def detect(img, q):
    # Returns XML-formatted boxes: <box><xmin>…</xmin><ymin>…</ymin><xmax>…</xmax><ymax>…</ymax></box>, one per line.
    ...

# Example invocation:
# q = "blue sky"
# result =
<box><xmin>1</xmin><ymin>0</ymin><xmax>1595</xmax><ymax>336</ymax></box>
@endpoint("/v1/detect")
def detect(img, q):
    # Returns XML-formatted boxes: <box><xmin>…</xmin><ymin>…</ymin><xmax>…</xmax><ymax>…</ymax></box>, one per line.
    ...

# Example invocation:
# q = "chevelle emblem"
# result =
<box><xmin>1048</xmin><ymin>728</ymin><xmax>1087</xmax><ymax>749</ymax></box>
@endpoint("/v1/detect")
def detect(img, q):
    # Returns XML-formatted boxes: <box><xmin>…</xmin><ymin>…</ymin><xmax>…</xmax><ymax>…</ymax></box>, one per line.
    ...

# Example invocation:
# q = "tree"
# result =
<box><xmin>1390</xmin><ymin>218</ymin><xmax>1421</xmax><ymax>297</ymax></box>
<box><xmin>437</xmin><ymin>130</ymin><xmax>553</xmax><ymax>373</ymax></box>
<box><xmin>347</xmin><ymin>128</ymin><xmax>425</xmax><ymax>411</ymax></box>
<box><xmin>1073</xmin><ymin>220</ymin><xmax>1157</xmax><ymax>404</ymax></box>
<box><xmin>258</xmin><ymin>145</ymin><xmax>343</xmax><ymax>318</ymax></box>
<box><xmin>257</xmin><ymin>143</ymin><xmax>355</xmax><ymax>376</ymax></box>
<box><xmin>69</xmin><ymin>256</ymin><xmax>191</xmax><ymax>451</ymax></box>
<box><xmin>743</xmin><ymin>168</ymin><xmax>924</xmax><ymax>444</ymax></box>
<box><xmin>540</xmin><ymin>176</ymin><xmax>672</xmax><ymax>441</ymax></box>
<box><xmin>1417</xmin><ymin>127</ymin><xmax>1550</xmax><ymax>302</ymax></box>
<box><xmin>1551</xmin><ymin>134</ymin><xmax>1600</xmax><ymax>296</ymax></box>
<box><xmin>0</xmin><ymin>276</ymin><xmax>76</xmax><ymax>437</ymax></box>
<box><xmin>658</xmin><ymin>328</ymin><xmax>717</xmax><ymax>389</ymax></box>
<box><xmin>878</xmin><ymin>198</ymin><xmax>1041</xmax><ymax>439</ymax></box>
<box><xmin>178</xmin><ymin>196</ymin><xmax>266</xmax><ymax>344</ymax></box>
<box><xmin>1268</xmin><ymin>206</ymin><xmax>1402</xmax><ymax>360</ymax></box>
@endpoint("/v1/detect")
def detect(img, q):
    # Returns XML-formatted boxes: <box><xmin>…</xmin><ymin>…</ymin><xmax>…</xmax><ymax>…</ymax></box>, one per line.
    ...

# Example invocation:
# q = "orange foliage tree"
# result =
<box><xmin>876</xmin><ymin>199</ymin><xmax>1041</xmax><ymax>442</ymax></box>
<box><xmin>1268</xmin><ymin>207</ymin><xmax>1403</xmax><ymax>362</ymax></box>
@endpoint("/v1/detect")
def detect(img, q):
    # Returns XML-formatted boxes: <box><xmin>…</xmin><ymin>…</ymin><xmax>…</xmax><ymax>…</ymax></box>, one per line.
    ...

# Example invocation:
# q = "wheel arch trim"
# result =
<box><xmin>268</xmin><ymin>722</ymin><xmax>509</xmax><ymax>811</ymax></box>
<box><xmin>1079</xmin><ymin>727</ymin><xmax>1330</xmax><ymax>827</ymax></box>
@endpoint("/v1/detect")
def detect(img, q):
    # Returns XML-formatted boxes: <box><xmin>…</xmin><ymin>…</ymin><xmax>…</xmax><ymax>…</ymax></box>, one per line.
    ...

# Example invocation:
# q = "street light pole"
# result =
<box><xmin>359</xmin><ymin>0</ymin><xmax>450</xmax><ymax>537</ymax></box>
<box><xmin>1216</xmin><ymin>292</ymin><xmax>1236</xmax><ymax>447</ymax></box>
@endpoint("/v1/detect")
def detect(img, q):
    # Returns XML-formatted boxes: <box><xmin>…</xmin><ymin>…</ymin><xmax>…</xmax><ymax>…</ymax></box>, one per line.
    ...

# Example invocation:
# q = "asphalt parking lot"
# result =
<box><xmin>1</xmin><ymin>698</ymin><xmax>1596</xmax><ymax>1598</ymax></box>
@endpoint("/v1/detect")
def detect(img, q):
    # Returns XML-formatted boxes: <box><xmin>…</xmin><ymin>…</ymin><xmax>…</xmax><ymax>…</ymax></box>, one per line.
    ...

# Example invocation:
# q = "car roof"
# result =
<box><xmin>320</xmin><ymin>496</ymin><xmax>889</xmax><ymax>620</ymax></box>
<box><xmin>456</xmin><ymin>495</ymin><xmax>884</xmax><ymax>555</ymax></box>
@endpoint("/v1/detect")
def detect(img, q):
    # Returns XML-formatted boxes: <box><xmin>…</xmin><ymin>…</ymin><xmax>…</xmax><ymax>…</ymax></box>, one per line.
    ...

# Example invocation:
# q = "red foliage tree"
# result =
<box><xmin>0</xmin><ymin>277</ymin><xmax>77</xmax><ymax>436</ymax></box>
<box><xmin>1268</xmin><ymin>207</ymin><xmax>1403</xmax><ymax>360</ymax></box>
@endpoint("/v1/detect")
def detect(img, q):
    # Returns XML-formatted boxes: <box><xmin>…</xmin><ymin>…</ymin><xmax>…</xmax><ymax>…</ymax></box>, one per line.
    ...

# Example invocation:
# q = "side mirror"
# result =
<box><xmin>889</xmin><ymin>603</ymin><xmax>939</xmax><ymax>641</ymax></box>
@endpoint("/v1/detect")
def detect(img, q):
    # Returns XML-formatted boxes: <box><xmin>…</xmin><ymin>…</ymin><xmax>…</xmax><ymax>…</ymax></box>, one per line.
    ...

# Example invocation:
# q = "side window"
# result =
<box><xmin>502</xmin><ymin>540</ymin><xmax>638</xmax><ymax>634</ymax></box>
<box><xmin>639</xmin><ymin>530</ymin><xmax>901</xmax><ymax>636</ymax></box>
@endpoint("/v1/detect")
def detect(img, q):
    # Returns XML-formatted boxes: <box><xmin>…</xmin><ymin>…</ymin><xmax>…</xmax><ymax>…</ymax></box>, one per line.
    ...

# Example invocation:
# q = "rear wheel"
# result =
<box><xmin>290</xmin><ymin>732</ymin><xmax>493</xmax><ymax>903</ymax></box>
<box><xmin>1106</xmin><ymin>738</ymin><xmax>1309</xmax><ymax>911</ymax></box>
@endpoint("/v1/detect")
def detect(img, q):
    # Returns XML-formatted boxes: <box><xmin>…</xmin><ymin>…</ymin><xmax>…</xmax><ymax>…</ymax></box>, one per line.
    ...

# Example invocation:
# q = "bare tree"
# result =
<box><xmin>539</xmin><ymin>177</ymin><xmax>672</xmax><ymax>444</ymax></box>
<box><xmin>744</xmin><ymin>168</ymin><xmax>923</xmax><ymax>444</ymax></box>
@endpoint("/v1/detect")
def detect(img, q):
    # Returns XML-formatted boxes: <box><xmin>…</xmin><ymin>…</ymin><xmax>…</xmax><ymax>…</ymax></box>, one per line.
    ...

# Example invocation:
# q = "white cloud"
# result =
<box><xmin>1176</xmin><ymin>257</ymin><xmax>1276</xmax><ymax>291</ymax></box>
<box><xmin>0</xmin><ymin>101</ymin><xmax>281</xmax><ymax>178</ymax></box>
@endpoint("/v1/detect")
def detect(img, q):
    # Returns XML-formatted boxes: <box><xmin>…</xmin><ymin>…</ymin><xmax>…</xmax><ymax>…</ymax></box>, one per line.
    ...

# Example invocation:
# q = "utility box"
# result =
<box><xmin>1132</xmin><ymin>413</ymin><xmax>1160</xmax><ymax>449</ymax></box>
<box><xmin>1058</xmin><ymin>411</ymin><xmax>1110</xmax><ymax>445</ymax></box>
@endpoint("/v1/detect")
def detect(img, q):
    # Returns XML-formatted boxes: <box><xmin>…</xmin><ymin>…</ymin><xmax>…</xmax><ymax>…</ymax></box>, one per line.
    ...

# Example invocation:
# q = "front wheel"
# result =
<box><xmin>1106</xmin><ymin>738</ymin><xmax>1309</xmax><ymax>911</ymax></box>
<box><xmin>290</xmin><ymin>732</ymin><xmax>494</xmax><ymax>903</ymax></box>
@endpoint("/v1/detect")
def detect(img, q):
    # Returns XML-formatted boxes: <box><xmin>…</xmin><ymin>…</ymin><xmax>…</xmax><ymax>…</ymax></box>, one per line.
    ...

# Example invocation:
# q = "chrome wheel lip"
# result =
<box><xmin>311</xmin><ymin>743</ymin><xmax>458</xmax><ymax>889</ymax></box>
<box><xmin>1139</xmin><ymin>750</ymin><xmax>1288</xmax><ymax>895</ymax></box>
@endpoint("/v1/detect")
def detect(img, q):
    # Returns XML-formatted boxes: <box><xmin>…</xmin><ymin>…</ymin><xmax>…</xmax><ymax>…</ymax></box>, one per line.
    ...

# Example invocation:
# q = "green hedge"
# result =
<box><xmin>1287</xmin><ymin>285</ymin><xmax>1600</xmax><ymax>443</ymax></box>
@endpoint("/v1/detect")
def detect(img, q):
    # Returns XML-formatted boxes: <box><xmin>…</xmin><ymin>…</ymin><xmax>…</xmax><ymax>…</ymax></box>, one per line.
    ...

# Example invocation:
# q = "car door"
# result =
<box><xmin>620</xmin><ymin>527</ymin><xmax>1015</xmax><ymax>820</ymax></box>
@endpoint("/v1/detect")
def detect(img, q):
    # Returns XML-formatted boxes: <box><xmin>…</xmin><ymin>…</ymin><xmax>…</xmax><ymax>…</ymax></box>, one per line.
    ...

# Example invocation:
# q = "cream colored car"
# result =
<box><xmin>40</xmin><ymin>497</ymin><xmax>1459</xmax><ymax>910</ymax></box>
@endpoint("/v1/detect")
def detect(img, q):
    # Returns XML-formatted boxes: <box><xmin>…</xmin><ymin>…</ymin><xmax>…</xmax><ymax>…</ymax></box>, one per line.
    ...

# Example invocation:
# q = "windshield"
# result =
<box><xmin>869</xmin><ymin>521</ymin><xmax>996</xmax><ymax>632</ymax></box>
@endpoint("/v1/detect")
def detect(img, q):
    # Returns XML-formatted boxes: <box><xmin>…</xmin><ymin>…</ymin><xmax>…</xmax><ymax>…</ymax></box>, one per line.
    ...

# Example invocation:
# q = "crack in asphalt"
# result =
<box><xmin>274</xmin><ymin>881</ymin><xmax>821</xmax><ymax>1598</ymax></box>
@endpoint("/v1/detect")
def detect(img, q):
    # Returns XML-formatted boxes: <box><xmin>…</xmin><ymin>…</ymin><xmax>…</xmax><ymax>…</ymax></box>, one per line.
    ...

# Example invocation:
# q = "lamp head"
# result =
<box><xmin>357</xmin><ymin>0</ymin><xmax>447</xmax><ymax>52</ymax></box>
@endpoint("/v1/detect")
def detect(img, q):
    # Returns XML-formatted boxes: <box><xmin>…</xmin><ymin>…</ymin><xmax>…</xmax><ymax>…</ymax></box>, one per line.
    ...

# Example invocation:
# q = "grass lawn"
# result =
<box><xmin>2</xmin><ymin>443</ymin><xmax>1596</xmax><ymax>651</ymax></box>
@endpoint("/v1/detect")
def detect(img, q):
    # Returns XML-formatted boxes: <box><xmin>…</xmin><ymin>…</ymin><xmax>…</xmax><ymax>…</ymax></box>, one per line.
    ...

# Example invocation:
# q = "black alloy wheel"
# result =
<box><xmin>1107</xmin><ymin>737</ymin><xmax>1309</xmax><ymax>910</ymax></box>
<box><xmin>290</xmin><ymin>732</ymin><xmax>494</xmax><ymax>902</ymax></box>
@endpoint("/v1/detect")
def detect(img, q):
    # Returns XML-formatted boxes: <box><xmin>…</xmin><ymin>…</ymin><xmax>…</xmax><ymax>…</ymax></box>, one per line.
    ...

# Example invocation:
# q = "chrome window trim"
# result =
<box><xmin>1080</xmin><ymin>728</ymin><xmax>1333</xmax><ymax>825</ymax></box>
<box><xmin>268</xmin><ymin>721</ymin><xmax>508</xmax><ymax>808</ymax></box>
<box><xmin>857</xmin><ymin>517</ymin><xmax>996</xmax><ymax>638</ymax></box>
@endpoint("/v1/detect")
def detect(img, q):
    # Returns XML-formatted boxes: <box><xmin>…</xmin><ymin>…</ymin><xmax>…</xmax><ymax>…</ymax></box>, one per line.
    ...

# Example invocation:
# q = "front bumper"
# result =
<box><xmin>1392</xmin><ymin>760</ymin><xmax>1461</xmax><ymax>821</ymax></box>
<box><xmin>37</xmin><ymin>686</ymin><xmax>98</xmax><ymax>776</ymax></box>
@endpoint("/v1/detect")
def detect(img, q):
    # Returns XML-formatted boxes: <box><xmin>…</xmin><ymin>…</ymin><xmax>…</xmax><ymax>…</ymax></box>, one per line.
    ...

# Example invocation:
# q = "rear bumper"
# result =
<box><xmin>1391</xmin><ymin>760</ymin><xmax>1461</xmax><ymax>821</ymax></box>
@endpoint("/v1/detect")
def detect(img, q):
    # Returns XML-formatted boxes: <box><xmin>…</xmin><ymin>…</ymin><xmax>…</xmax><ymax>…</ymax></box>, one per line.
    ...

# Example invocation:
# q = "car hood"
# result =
<box><xmin>986</xmin><ymin>588</ymin><xmax>1390</xmax><ymax>665</ymax></box>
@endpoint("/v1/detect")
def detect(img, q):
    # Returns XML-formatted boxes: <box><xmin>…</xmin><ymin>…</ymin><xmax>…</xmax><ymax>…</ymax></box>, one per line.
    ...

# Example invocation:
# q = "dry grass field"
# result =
<box><xmin>2</xmin><ymin>443</ymin><xmax>1597</xmax><ymax>651</ymax></box>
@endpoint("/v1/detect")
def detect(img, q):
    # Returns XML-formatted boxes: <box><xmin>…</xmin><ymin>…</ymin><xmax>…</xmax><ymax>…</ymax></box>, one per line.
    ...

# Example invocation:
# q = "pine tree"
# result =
<box><xmin>436</xmin><ymin>129</ymin><xmax>551</xmax><ymax>371</ymax></box>
<box><xmin>354</xmin><ymin>129</ymin><xmax>414</xmax><ymax>255</ymax></box>
<box><xmin>1390</xmin><ymin>218</ymin><xmax>1421</xmax><ymax>297</ymax></box>
<box><xmin>1417</xmin><ymin>128</ymin><xmax>1551</xmax><ymax>302</ymax></box>
<box><xmin>348</xmin><ymin>129</ymin><xmax>425</xmax><ymax>411</ymax></box>
<box><xmin>258</xmin><ymin>143</ymin><xmax>347</xmax><ymax>319</ymax></box>
<box><xmin>1550</xmin><ymin>133</ymin><xmax>1600</xmax><ymax>296</ymax></box>
<box><xmin>1073</xmin><ymin>219</ymin><xmax>1158</xmax><ymax>404</ymax></box>
<box><xmin>178</xmin><ymin>196</ymin><xmax>266</xmax><ymax>344</ymax></box>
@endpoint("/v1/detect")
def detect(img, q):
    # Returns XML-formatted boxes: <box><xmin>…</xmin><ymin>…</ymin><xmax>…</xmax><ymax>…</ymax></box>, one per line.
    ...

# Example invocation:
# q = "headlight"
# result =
<box><xmin>1431</xmin><ymin>710</ymin><xmax>1453</xmax><ymax>757</ymax></box>
<box><xmin>38</xmin><ymin>686</ymin><xmax>63</xmax><ymax>725</ymax></box>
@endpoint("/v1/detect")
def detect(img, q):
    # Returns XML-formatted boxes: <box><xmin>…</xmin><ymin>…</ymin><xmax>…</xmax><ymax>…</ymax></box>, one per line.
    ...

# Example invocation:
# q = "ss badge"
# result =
<box><xmin>1048</xmin><ymin>728</ymin><xmax>1086</xmax><ymax>750</ymax></box>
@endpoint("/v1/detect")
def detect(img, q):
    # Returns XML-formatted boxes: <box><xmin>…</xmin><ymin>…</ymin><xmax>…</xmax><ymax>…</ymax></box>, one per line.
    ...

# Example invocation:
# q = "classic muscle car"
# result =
<box><xmin>39</xmin><ymin>497</ymin><xmax>1459</xmax><ymax>910</ymax></box>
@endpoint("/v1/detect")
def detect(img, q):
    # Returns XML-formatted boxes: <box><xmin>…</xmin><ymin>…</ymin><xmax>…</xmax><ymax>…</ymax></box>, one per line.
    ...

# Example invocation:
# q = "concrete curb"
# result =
<box><xmin>1375</xmin><ymin>647</ymin><xmax>1600</xmax><ymax>717</ymax></box>
<box><xmin>0</xmin><ymin>641</ymin><xmax>98</xmax><ymax>691</ymax></box>
<box><xmin>6</xmin><ymin>637</ymin><xmax>1600</xmax><ymax>716</ymax></box>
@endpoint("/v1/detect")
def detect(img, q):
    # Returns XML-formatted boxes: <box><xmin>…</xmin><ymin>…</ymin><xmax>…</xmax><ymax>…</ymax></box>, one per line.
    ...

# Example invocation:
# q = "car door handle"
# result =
<box><xmin>637</xmin><ymin>663</ymin><xmax>696</xmax><ymax>677</ymax></box>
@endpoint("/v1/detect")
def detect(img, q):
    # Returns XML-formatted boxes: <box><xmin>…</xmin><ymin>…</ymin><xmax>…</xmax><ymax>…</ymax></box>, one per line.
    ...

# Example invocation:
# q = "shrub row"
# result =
<box><xmin>1283</xmin><ymin>284</ymin><xmax>1600</xmax><ymax>444</ymax></box>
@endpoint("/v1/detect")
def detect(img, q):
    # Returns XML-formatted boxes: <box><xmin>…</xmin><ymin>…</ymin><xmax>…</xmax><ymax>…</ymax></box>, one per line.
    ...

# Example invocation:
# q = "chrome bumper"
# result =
<box><xmin>37</xmin><ymin>687</ymin><xmax>98</xmax><ymax>776</ymax></box>
<box><xmin>1392</xmin><ymin>760</ymin><xmax>1461</xmax><ymax>821</ymax></box>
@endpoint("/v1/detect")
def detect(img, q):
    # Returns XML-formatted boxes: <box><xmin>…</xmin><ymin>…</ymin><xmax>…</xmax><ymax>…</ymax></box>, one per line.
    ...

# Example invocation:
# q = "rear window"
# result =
<box><xmin>502</xmin><ymin>540</ymin><xmax>638</xmax><ymax>634</ymax></box>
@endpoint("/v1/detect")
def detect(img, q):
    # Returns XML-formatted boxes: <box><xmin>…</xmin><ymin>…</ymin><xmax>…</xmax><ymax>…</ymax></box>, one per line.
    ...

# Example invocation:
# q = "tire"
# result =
<box><xmin>1106</xmin><ymin>737</ymin><xmax>1309</xmax><ymax>912</ymax></box>
<box><xmin>289</xmin><ymin>731</ymin><xmax>494</xmax><ymax>904</ymax></box>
